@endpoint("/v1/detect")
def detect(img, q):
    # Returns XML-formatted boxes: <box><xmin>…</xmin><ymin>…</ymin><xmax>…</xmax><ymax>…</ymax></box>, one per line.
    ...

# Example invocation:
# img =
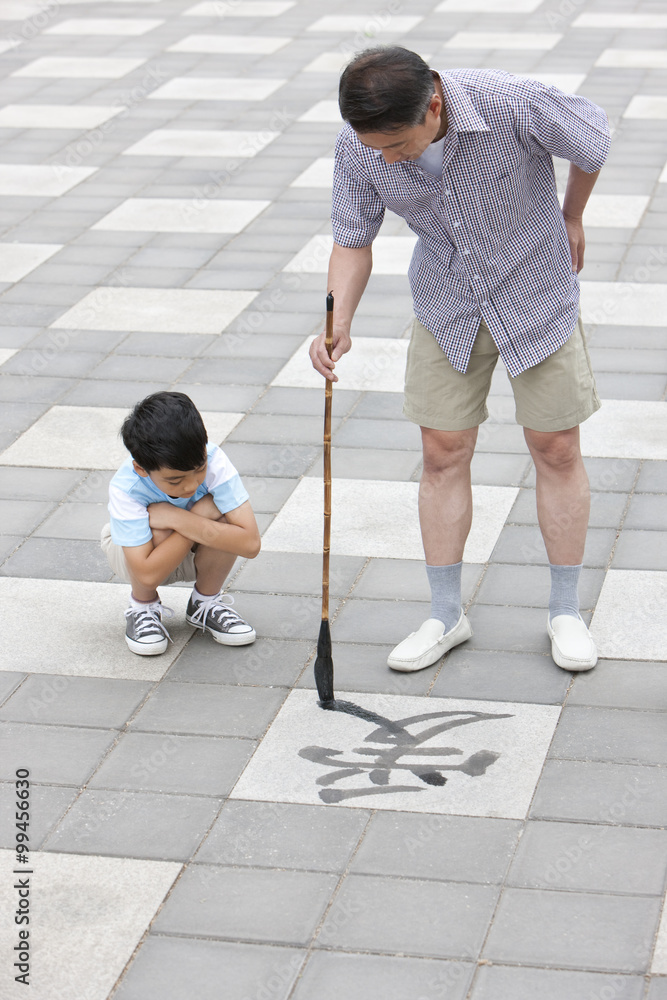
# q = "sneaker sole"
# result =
<box><xmin>125</xmin><ymin>635</ymin><xmax>168</xmax><ymax>656</ymax></box>
<box><xmin>186</xmin><ymin>616</ymin><xmax>256</xmax><ymax>646</ymax></box>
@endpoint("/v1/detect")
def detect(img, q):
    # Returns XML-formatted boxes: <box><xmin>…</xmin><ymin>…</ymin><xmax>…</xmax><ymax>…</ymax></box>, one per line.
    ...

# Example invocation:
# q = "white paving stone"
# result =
<box><xmin>445</xmin><ymin>32</ymin><xmax>562</xmax><ymax>49</ymax></box>
<box><xmin>123</xmin><ymin>128</ymin><xmax>278</xmax><ymax>158</ymax></box>
<box><xmin>0</xmin><ymin>349</ymin><xmax>17</xmax><ymax>367</ymax></box>
<box><xmin>0</xmin><ymin>406</ymin><xmax>244</xmax><ymax>470</ymax></box>
<box><xmin>654</xmin><ymin>897</ymin><xmax>667</xmax><ymax>974</ymax></box>
<box><xmin>0</xmin><ymin>850</ymin><xmax>181</xmax><ymax>998</ymax></box>
<box><xmin>262</xmin><ymin>478</ymin><xmax>518</xmax><ymax>563</ymax></box>
<box><xmin>0</xmin><ymin>104</ymin><xmax>125</xmax><ymax>129</ymax></box>
<box><xmin>580</xmin><ymin>194</ymin><xmax>649</xmax><ymax>227</ymax></box>
<box><xmin>0</xmin><ymin>164</ymin><xmax>97</xmax><ymax>197</ymax></box>
<box><xmin>184</xmin><ymin>0</ymin><xmax>295</xmax><ymax>14</ymax></box>
<box><xmin>231</xmin><ymin>690</ymin><xmax>560</xmax><ymax>818</ymax></box>
<box><xmin>0</xmin><ymin>243</ymin><xmax>62</xmax><ymax>282</ymax></box>
<box><xmin>519</xmin><ymin>72</ymin><xmax>586</xmax><ymax>93</ymax></box>
<box><xmin>580</xmin><ymin>281</ymin><xmax>667</xmax><ymax>327</ymax></box>
<box><xmin>0</xmin><ymin>580</ymin><xmax>195</xmax><ymax>678</ymax></box>
<box><xmin>290</xmin><ymin>157</ymin><xmax>334</xmax><ymax>188</ymax></box>
<box><xmin>580</xmin><ymin>401</ymin><xmax>667</xmax><ymax>461</ymax></box>
<box><xmin>596</xmin><ymin>49</ymin><xmax>667</xmax><ymax>70</ymax></box>
<box><xmin>273</xmin><ymin>335</ymin><xmax>408</xmax><ymax>393</ymax></box>
<box><xmin>298</xmin><ymin>100</ymin><xmax>342</xmax><ymax>123</ymax></box>
<box><xmin>437</xmin><ymin>0</ymin><xmax>542</xmax><ymax>8</ymax></box>
<box><xmin>148</xmin><ymin>76</ymin><xmax>286</xmax><ymax>101</ymax></box>
<box><xmin>45</xmin><ymin>17</ymin><xmax>163</xmax><ymax>34</ymax></box>
<box><xmin>13</xmin><ymin>57</ymin><xmax>147</xmax><ymax>78</ymax></box>
<box><xmin>92</xmin><ymin>197</ymin><xmax>269</xmax><ymax>234</ymax></box>
<box><xmin>660</xmin><ymin>164</ymin><xmax>667</xmax><ymax>184</ymax></box>
<box><xmin>50</xmin><ymin>287</ymin><xmax>257</xmax><ymax>334</ymax></box>
<box><xmin>623</xmin><ymin>96</ymin><xmax>667</xmax><ymax>119</ymax></box>
<box><xmin>168</xmin><ymin>34</ymin><xmax>290</xmax><ymax>54</ymax></box>
<box><xmin>284</xmin><ymin>234</ymin><xmax>417</xmax><ymax>275</ymax></box>
<box><xmin>590</xmin><ymin>571</ymin><xmax>667</xmax><ymax>663</ymax></box>
<box><xmin>573</xmin><ymin>13</ymin><xmax>667</xmax><ymax>29</ymax></box>
<box><xmin>303</xmin><ymin>52</ymin><xmax>353</xmax><ymax>73</ymax></box>
<box><xmin>0</xmin><ymin>39</ymin><xmax>20</xmax><ymax>52</ymax></box>
<box><xmin>307</xmin><ymin>15</ymin><xmax>423</xmax><ymax>33</ymax></box>
<box><xmin>0</xmin><ymin>1</ymin><xmax>51</xmax><ymax>16</ymax></box>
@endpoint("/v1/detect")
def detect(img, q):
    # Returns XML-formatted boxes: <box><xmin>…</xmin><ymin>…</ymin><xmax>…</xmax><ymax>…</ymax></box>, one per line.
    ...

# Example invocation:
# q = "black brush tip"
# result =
<box><xmin>314</xmin><ymin>618</ymin><xmax>334</xmax><ymax>702</ymax></box>
<box><xmin>326</xmin><ymin>291</ymin><xmax>334</xmax><ymax>311</ymax></box>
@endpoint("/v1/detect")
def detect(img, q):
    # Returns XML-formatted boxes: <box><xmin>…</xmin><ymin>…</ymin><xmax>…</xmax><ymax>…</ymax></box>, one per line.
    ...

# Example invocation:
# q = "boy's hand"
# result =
<box><xmin>147</xmin><ymin>502</ymin><xmax>178</xmax><ymax>531</ymax></box>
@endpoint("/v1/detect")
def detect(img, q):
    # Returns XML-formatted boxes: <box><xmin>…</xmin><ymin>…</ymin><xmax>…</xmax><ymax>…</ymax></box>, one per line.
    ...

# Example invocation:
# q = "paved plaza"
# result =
<box><xmin>0</xmin><ymin>0</ymin><xmax>666</xmax><ymax>997</ymax></box>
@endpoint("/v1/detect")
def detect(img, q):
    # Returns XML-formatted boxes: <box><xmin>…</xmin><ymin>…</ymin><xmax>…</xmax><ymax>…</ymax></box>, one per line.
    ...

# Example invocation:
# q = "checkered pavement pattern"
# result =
<box><xmin>0</xmin><ymin>1</ymin><xmax>666</xmax><ymax>998</ymax></box>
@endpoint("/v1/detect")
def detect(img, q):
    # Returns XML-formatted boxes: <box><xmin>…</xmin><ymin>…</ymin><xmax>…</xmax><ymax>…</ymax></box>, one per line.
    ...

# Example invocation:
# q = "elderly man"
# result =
<box><xmin>310</xmin><ymin>46</ymin><xmax>610</xmax><ymax>675</ymax></box>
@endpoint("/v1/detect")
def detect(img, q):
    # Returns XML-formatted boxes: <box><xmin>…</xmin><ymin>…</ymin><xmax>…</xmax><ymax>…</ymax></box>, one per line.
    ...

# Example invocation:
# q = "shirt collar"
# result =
<box><xmin>436</xmin><ymin>71</ymin><xmax>490</xmax><ymax>135</ymax></box>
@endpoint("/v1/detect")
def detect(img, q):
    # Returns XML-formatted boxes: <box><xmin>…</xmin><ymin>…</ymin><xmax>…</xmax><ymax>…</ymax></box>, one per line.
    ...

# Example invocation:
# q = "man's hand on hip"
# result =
<box><xmin>564</xmin><ymin>215</ymin><xmax>586</xmax><ymax>273</ymax></box>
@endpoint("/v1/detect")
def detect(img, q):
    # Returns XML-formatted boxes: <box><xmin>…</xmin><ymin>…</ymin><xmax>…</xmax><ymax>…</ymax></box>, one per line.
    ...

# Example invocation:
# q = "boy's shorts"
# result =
<box><xmin>101</xmin><ymin>523</ymin><xmax>197</xmax><ymax>585</ymax></box>
<box><xmin>403</xmin><ymin>314</ymin><xmax>601</xmax><ymax>433</ymax></box>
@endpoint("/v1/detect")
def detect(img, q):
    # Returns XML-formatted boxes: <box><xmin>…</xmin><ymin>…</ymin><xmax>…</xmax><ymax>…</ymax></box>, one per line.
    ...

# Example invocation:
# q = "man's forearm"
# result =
<box><xmin>328</xmin><ymin>242</ymin><xmax>373</xmax><ymax>335</ymax></box>
<box><xmin>562</xmin><ymin>163</ymin><xmax>600</xmax><ymax>220</ymax></box>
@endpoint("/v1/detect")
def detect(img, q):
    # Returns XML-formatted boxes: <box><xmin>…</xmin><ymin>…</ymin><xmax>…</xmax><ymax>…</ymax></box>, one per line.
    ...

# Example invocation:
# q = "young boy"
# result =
<box><xmin>101</xmin><ymin>391</ymin><xmax>261</xmax><ymax>655</ymax></box>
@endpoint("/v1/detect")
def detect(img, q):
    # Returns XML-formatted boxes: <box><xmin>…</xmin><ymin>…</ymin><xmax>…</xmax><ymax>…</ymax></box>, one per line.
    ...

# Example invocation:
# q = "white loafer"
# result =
<box><xmin>547</xmin><ymin>614</ymin><xmax>597</xmax><ymax>671</ymax></box>
<box><xmin>387</xmin><ymin>610</ymin><xmax>472</xmax><ymax>672</ymax></box>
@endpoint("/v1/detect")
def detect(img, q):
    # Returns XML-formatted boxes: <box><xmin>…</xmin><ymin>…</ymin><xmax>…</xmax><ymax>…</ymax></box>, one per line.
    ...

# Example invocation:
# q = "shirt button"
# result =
<box><xmin>462</xmin><ymin>248</ymin><xmax>470</xmax><ymax>255</ymax></box>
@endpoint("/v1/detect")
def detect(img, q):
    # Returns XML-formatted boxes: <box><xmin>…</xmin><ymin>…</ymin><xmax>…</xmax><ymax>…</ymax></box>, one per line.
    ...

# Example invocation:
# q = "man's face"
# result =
<box><xmin>356</xmin><ymin>92</ymin><xmax>442</xmax><ymax>164</ymax></box>
<box><xmin>134</xmin><ymin>460</ymin><xmax>207</xmax><ymax>499</ymax></box>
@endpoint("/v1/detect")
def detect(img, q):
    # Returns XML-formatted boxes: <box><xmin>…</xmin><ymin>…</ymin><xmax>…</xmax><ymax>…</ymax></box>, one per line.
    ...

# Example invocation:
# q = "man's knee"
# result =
<box><xmin>421</xmin><ymin>426</ymin><xmax>477</xmax><ymax>476</ymax></box>
<box><xmin>524</xmin><ymin>426</ymin><xmax>582</xmax><ymax>469</ymax></box>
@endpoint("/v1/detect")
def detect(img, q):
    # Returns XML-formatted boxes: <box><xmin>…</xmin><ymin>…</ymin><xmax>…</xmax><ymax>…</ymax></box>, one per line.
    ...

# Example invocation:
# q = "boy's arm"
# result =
<box><xmin>148</xmin><ymin>498</ymin><xmax>261</xmax><ymax>559</ymax></box>
<box><xmin>123</xmin><ymin>531</ymin><xmax>194</xmax><ymax>591</ymax></box>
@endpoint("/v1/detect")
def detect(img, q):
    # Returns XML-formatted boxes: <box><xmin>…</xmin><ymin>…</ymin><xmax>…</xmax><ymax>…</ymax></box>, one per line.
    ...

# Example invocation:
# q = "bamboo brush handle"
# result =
<box><xmin>322</xmin><ymin>292</ymin><xmax>334</xmax><ymax>620</ymax></box>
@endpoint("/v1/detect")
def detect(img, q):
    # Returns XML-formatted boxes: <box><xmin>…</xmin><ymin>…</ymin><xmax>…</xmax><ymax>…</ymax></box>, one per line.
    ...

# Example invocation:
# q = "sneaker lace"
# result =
<box><xmin>125</xmin><ymin>602</ymin><xmax>174</xmax><ymax>643</ymax></box>
<box><xmin>189</xmin><ymin>592</ymin><xmax>239</xmax><ymax>630</ymax></box>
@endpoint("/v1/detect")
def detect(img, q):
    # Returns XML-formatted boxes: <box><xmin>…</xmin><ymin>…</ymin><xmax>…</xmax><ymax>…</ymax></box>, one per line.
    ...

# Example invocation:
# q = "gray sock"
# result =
<box><xmin>549</xmin><ymin>563</ymin><xmax>582</xmax><ymax>621</ymax></box>
<box><xmin>426</xmin><ymin>562</ymin><xmax>462</xmax><ymax>632</ymax></box>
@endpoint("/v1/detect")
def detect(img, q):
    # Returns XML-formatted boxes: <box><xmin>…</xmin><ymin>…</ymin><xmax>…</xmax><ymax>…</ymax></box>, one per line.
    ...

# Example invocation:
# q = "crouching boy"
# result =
<box><xmin>101</xmin><ymin>391</ymin><xmax>260</xmax><ymax>655</ymax></box>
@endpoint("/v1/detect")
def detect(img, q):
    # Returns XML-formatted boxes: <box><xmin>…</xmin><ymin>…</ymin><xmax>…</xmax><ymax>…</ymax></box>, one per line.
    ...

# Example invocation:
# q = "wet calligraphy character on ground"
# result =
<box><xmin>299</xmin><ymin>700</ymin><xmax>514</xmax><ymax>803</ymax></box>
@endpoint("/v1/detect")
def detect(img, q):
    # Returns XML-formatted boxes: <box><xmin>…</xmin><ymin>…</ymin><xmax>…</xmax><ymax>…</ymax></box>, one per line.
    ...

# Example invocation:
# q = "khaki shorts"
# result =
<box><xmin>101</xmin><ymin>523</ymin><xmax>197</xmax><ymax>585</ymax></box>
<box><xmin>403</xmin><ymin>315</ymin><xmax>601</xmax><ymax>432</ymax></box>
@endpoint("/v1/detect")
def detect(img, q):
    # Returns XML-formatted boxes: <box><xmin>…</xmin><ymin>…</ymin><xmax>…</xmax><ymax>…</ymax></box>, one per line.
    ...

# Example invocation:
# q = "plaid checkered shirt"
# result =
<box><xmin>331</xmin><ymin>69</ymin><xmax>610</xmax><ymax>377</ymax></box>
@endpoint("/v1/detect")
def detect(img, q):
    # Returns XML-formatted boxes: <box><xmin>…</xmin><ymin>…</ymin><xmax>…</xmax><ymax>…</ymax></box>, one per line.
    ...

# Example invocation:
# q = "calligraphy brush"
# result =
<box><xmin>314</xmin><ymin>291</ymin><xmax>335</xmax><ymax>704</ymax></box>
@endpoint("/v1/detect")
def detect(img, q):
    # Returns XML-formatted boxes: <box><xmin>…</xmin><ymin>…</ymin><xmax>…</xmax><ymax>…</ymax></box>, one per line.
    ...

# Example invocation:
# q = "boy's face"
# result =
<box><xmin>134</xmin><ymin>460</ymin><xmax>207</xmax><ymax>499</ymax></box>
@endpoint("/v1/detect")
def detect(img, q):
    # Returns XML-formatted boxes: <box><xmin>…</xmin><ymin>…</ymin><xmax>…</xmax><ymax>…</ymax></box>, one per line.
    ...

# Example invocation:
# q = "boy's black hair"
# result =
<box><xmin>121</xmin><ymin>392</ymin><xmax>208</xmax><ymax>472</ymax></box>
<box><xmin>339</xmin><ymin>46</ymin><xmax>435</xmax><ymax>134</ymax></box>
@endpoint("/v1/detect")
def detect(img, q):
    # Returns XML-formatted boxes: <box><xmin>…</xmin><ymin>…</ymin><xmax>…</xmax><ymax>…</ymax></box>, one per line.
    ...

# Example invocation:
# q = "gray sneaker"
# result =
<box><xmin>124</xmin><ymin>601</ymin><xmax>173</xmax><ymax>656</ymax></box>
<box><xmin>186</xmin><ymin>592</ymin><xmax>255</xmax><ymax>646</ymax></box>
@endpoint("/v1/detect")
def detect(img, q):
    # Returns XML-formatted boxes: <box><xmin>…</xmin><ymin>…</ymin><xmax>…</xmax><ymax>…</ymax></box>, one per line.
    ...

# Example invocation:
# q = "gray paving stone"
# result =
<box><xmin>67</xmin><ymin>470</ymin><xmax>114</xmax><ymax>504</ymax></box>
<box><xmin>196</xmin><ymin>800</ymin><xmax>368</xmax><ymax>871</ymax></box>
<box><xmin>471</xmin><ymin>451</ymin><xmax>532</xmax><ymax>486</ymax></box>
<box><xmin>475</xmin><ymin>564</ymin><xmax>605</xmax><ymax>610</ymax></box>
<box><xmin>331</xmin><ymin>598</ymin><xmax>434</xmax><ymax>646</ymax></box>
<box><xmin>234</xmin><ymin>551</ymin><xmax>364</xmax><ymax>597</ymax></box>
<box><xmin>612</xmin><ymin>529</ymin><xmax>667</xmax><ymax>570</ymax></box>
<box><xmin>523</xmin><ymin>457</ymin><xmax>639</xmax><ymax>493</ymax></box>
<box><xmin>167</xmin><ymin>634</ymin><xmax>311</xmax><ymax>688</ymax></box>
<box><xmin>152</xmin><ymin>865</ymin><xmax>337</xmax><ymax>946</ymax></box>
<box><xmin>315</xmin><ymin>874</ymin><xmax>498</xmax><ymax>959</ymax></box>
<box><xmin>0</xmin><ymin>536</ymin><xmax>21</xmax><ymax>562</ymax></box>
<box><xmin>253</xmin><ymin>386</ymin><xmax>359</xmax><ymax>418</ymax></box>
<box><xmin>90</xmin><ymin>354</ymin><xmax>192</xmax><ymax>383</ymax></box>
<box><xmin>114</xmin><ymin>332</ymin><xmax>211</xmax><ymax>358</ymax></box>
<box><xmin>0</xmin><ymin>671</ymin><xmax>23</xmax><ymax>703</ymax></box>
<box><xmin>229</xmin><ymin>413</ymin><xmax>342</xmax><ymax>447</ymax></box>
<box><xmin>89</xmin><ymin>732</ymin><xmax>255</xmax><ymax>797</ymax></box>
<box><xmin>469</xmin><ymin>965</ymin><xmax>645</xmax><ymax>1000</ymax></box>
<box><xmin>114</xmin><ymin>938</ymin><xmax>305</xmax><ymax>1000</ymax></box>
<box><xmin>44</xmin><ymin>788</ymin><xmax>220</xmax><ymax>861</ymax></box>
<box><xmin>223</xmin><ymin>442</ymin><xmax>320</xmax><ymax>479</ymax></box>
<box><xmin>293</xmin><ymin>952</ymin><xmax>475</xmax><ymax>1000</ymax></box>
<box><xmin>550</xmin><ymin>707</ymin><xmax>667</xmax><ymax>765</ymax></box>
<box><xmin>431</xmin><ymin>648</ymin><xmax>570</xmax><ymax>704</ymax></box>
<box><xmin>595</xmin><ymin>373</ymin><xmax>667</xmax><ymax>399</ymax></box>
<box><xmin>530</xmin><ymin>760</ymin><xmax>667</xmax><ymax>828</ymax></box>
<box><xmin>0</xmin><ymin>375</ymin><xmax>75</xmax><ymax>404</ymax></box>
<box><xmin>350</xmin><ymin>813</ymin><xmax>521</xmax><ymax>884</ymax></box>
<box><xmin>129</xmin><ymin>681</ymin><xmax>286</xmax><ymax>739</ymax></box>
<box><xmin>0</xmin><ymin>467</ymin><xmax>82</xmax><ymax>502</ymax></box>
<box><xmin>243</xmin><ymin>476</ymin><xmax>297</xmax><ymax>514</ymax></box>
<box><xmin>509</xmin><ymin>489</ymin><xmax>627</xmax><ymax>529</ymax></box>
<box><xmin>33</xmin><ymin>502</ymin><xmax>107</xmax><ymax>540</ymax></box>
<box><xmin>311</xmin><ymin>445</ymin><xmax>423</xmax><ymax>481</ymax></box>
<box><xmin>491</xmin><ymin>525</ymin><xmax>617</xmax><ymax>568</ymax></box>
<box><xmin>0</xmin><ymin>537</ymin><xmax>112</xmax><ymax>581</ymax></box>
<box><xmin>507</xmin><ymin>820</ymin><xmax>667</xmax><ymax>895</ymax></box>
<box><xmin>0</xmin><ymin>498</ymin><xmax>54</xmax><ymax>535</ymax></box>
<box><xmin>3</xmin><ymin>349</ymin><xmax>106</xmax><ymax>379</ymax></box>
<box><xmin>0</xmin><ymin>676</ymin><xmax>151</xmax><ymax>728</ymax></box>
<box><xmin>186</xmin><ymin>357</ymin><xmax>285</xmax><ymax>385</ymax></box>
<box><xmin>334</xmin><ymin>417</ymin><xmax>422</xmax><ymax>451</ymax></box>
<box><xmin>173</xmin><ymin>383</ymin><xmax>262</xmax><ymax>412</ymax></box>
<box><xmin>482</xmin><ymin>887</ymin><xmax>660</xmax><ymax>972</ymax></box>
<box><xmin>636</xmin><ymin>461</ymin><xmax>667</xmax><ymax>494</ymax></box>
<box><xmin>465</xmin><ymin>604</ymin><xmax>553</xmax><ymax>655</ymax></box>
<box><xmin>62</xmin><ymin>379</ymin><xmax>168</xmax><ymax>406</ymax></box>
<box><xmin>296</xmin><ymin>639</ymin><xmax>435</xmax><ymax>695</ymax></box>
<box><xmin>0</xmin><ymin>722</ymin><xmax>115</xmax><ymax>785</ymax></box>
<box><xmin>569</xmin><ymin>661</ymin><xmax>667</xmax><ymax>711</ymax></box>
<box><xmin>648</xmin><ymin>980</ymin><xmax>667</xmax><ymax>1000</ymax></box>
<box><xmin>0</xmin><ymin>781</ymin><xmax>79</xmax><ymax>851</ymax></box>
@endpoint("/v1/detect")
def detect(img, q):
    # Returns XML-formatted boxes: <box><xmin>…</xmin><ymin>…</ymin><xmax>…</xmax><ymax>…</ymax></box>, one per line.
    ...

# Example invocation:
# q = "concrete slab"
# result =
<box><xmin>0</xmin><ymin>406</ymin><xmax>243</xmax><ymax>469</ymax></box>
<box><xmin>624</xmin><ymin>97</ymin><xmax>667</xmax><ymax>119</ymax></box>
<box><xmin>0</xmin><ymin>244</ymin><xmax>62</xmax><ymax>283</ymax></box>
<box><xmin>590</xmin><ymin>570</ymin><xmax>667</xmax><ymax>661</ymax></box>
<box><xmin>444</xmin><ymin>32</ymin><xmax>562</xmax><ymax>49</ymax></box>
<box><xmin>289</xmin><ymin>158</ymin><xmax>334</xmax><ymax>188</ymax></box>
<box><xmin>654</xmin><ymin>900</ymin><xmax>667</xmax><ymax>974</ymax></box>
<box><xmin>231</xmin><ymin>689</ymin><xmax>560</xmax><ymax>819</ymax></box>
<box><xmin>573</xmin><ymin>13</ymin><xmax>667</xmax><ymax>28</ymax></box>
<box><xmin>285</xmin><ymin>235</ymin><xmax>417</xmax><ymax>274</ymax></box>
<box><xmin>0</xmin><ymin>105</ymin><xmax>124</xmax><ymax>129</ymax></box>
<box><xmin>184</xmin><ymin>0</ymin><xmax>295</xmax><ymax>13</ymax></box>
<box><xmin>46</xmin><ymin>18</ymin><xmax>163</xmax><ymax>34</ymax></box>
<box><xmin>0</xmin><ymin>848</ymin><xmax>180</xmax><ymax>1000</ymax></box>
<box><xmin>123</xmin><ymin>129</ymin><xmax>279</xmax><ymax>158</ymax></box>
<box><xmin>0</xmin><ymin>165</ymin><xmax>97</xmax><ymax>197</ymax></box>
<box><xmin>148</xmin><ymin>77</ymin><xmax>286</xmax><ymax>101</ymax></box>
<box><xmin>263</xmin><ymin>477</ymin><xmax>517</xmax><ymax>562</ymax></box>
<box><xmin>597</xmin><ymin>49</ymin><xmax>667</xmax><ymax>69</ymax></box>
<box><xmin>92</xmin><ymin>198</ymin><xmax>269</xmax><ymax>234</ymax></box>
<box><xmin>168</xmin><ymin>35</ymin><xmax>291</xmax><ymax>54</ymax></box>
<box><xmin>307</xmin><ymin>16</ymin><xmax>423</xmax><ymax>32</ymax></box>
<box><xmin>580</xmin><ymin>401</ymin><xmax>667</xmax><ymax>460</ymax></box>
<box><xmin>581</xmin><ymin>282</ymin><xmax>667</xmax><ymax>326</ymax></box>
<box><xmin>13</xmin><ymin>57</ymin><xmax>147</xmax><ymax>78</ymax></box>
